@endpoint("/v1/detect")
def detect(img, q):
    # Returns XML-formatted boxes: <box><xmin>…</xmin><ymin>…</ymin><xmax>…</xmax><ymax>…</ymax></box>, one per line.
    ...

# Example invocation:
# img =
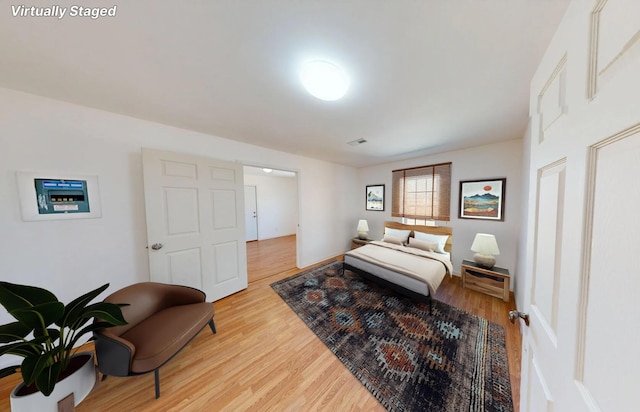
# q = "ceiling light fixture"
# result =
<box><xmin>262</xmin><ymin>168</ymin><xmax>273</xmax><ymax>173</ymax></box>
<box><xmin>299</xmin><ymin>60</ymin><xmax>350</xmax><ymax>101</ymax></box>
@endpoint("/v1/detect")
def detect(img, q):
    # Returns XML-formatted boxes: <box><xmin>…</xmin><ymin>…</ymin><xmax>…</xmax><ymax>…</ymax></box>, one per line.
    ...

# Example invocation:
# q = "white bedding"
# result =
<box><xmin>344</xmin><ymin>240</ymin><xmax>452</xmax><ymax>297</ymax></box>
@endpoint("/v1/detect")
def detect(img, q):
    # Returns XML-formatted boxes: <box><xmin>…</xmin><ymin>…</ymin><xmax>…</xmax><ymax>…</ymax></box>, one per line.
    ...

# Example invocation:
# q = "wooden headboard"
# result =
<box><xmin>384</xmin><ymin>221</ymin><xmax>453</xmax><ymax>254</ymax></box>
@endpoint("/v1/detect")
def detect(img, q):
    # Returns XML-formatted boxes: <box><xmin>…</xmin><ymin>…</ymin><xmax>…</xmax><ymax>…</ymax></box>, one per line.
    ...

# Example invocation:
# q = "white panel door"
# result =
<box><xmin>521</xmin><ymin>1</ymin><xmax>640</xmax><ymax>411</ymax></box>
<box><xmin>142</xmin><ymin>148</ymin><xmax>247</xmax><ymax>301</ymax></box>
<box><xmin>244</xmin><ymin>185</ymin><xmax>258</xmax><ymax>241</ymax></box>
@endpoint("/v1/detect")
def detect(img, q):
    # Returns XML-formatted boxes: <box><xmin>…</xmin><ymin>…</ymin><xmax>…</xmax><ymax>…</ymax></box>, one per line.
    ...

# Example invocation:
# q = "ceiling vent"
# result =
<box><xmin>347</xmin><ymin>138</ymin><xmax>367</xmax><ymax>146</ymax></box>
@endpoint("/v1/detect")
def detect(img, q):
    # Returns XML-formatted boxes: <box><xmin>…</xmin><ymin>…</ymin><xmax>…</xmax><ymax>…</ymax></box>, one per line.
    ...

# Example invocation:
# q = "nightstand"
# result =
<box><xmin>461</xmin><ymin>259</ymin><xmax>510</xmax><ymax>302</ymax></box>
<box><xmin>351</xmin><ymin>238</ymin><xmax>372</xmax><ymax>250</ymax></box>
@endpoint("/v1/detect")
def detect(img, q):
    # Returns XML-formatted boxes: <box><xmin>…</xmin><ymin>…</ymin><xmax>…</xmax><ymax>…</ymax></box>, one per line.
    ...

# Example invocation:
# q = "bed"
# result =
<box><xmin>343</xmin><ymin>221</ymin><xmax>453</xmax><ymax>313</ymax></box>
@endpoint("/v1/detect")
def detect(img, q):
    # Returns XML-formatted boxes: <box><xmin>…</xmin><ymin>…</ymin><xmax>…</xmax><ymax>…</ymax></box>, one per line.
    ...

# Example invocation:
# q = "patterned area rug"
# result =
<box><xmin>271</xmin><ymin>261</ymin><xmax>513</xmax><ymax>412</ymax></box>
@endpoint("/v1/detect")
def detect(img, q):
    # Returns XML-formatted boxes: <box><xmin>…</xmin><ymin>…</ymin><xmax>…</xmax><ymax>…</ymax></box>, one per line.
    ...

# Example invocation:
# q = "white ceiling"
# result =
<box><xmin>0</xmin><ymin>0</ymin><xmax>570</xmax><ymax>167</ymax></box>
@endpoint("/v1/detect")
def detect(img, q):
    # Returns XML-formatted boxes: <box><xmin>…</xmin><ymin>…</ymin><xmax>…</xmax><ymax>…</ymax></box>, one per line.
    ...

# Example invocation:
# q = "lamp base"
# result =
<box><xmin>358</xmin><ymin>231</ymin><xmax>368</xmax><ymax>240</ymax></box>
<box><xmin>473</xmin><ymin>253</ymin><xmax>495</xmax><ymax>269</ymax></box>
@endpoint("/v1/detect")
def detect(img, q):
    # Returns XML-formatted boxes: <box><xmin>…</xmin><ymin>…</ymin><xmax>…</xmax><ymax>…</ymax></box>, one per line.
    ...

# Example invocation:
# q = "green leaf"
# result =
<box><xmin>35</xmin><ymin>362</ymin><xmax>62</xmax><ymax>397</ymax></box>
<box><xmin>82</xmin><ymin>302</ymin><xmax>127</xmax><ymax>326</ymax></box>
<box><xmin>58</xmin><ymin>283</ymin><xmax>109</xmax><ymax>328</ymax></box>
<box><xmin>0</xmin><ymin>341</ymin><xmax>42</xmax><ymax>357</ymax></box>
<box><xmin>33</xmin><ymin>327</ymin><xmax>61</xmax><ymax>342</ymax></box>
<box><xmin>68</xmin><ymin>321</ymin><xmax>118</xmax><ymax>349</ymax></box>
<box><xmin>67</xmin><ymin>316</ymin><xmax>92</xmax><ymax>332</ymax></box>
<box><xmin>21</xmin><ymin>353</ymin><xmax>53</xmax><ymax>387</ymax></box>
<box><xmin>65</xmin><ymin>303</ymin><xmax>127</xmax><ymax>349</ymax></box>
<box><xmin>47</xmin><ymin>328</ymin><xmax>60</xmax><ymax>342</ymax></box>
<box><xmin>25</xmin><ymin>335</ymin><xmax>51</xmax><ymax>346</ymax></box>
<box><xmin>0</xmin><ymin>365</ymin><xmax>20</xmax><ymax>379</ymax></box>
<box><xmin>10</xmin><ymin>302</ymin><xmax>64</xmax><ymax>330</ymax></box>
<box><xmin>0</xmin><ymin>322</ymin><xmax>32</xmax><ymax>343</ymax></box>
<box><xmin>0</xmin><ymin>282</ymin><xmax>59</xmax><ymax>313</ymax></box>
<box><xmin>8</xmin><ymin>346</ymin><xmax>42</xmax><ymax>358</ymax></box>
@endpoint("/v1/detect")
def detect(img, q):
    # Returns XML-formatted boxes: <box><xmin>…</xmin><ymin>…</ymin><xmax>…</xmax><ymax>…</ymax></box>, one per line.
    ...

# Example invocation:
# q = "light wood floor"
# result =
<box><xmin>246</xmin><ymin>235</ymin><xmax>297</xmax><ymax>283</ymax></box>
<box><xmin>0</xmin><ymin>237</ymin><xmax>521</xmax><ymax>411</ymax></box>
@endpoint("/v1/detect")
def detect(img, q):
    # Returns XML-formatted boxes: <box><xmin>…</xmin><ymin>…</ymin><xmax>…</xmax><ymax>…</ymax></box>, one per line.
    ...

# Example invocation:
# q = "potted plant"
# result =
<box><xmin>0</xmin><ymin>282</ymin><xmax>126</xmax><ymax>411</ymax></box>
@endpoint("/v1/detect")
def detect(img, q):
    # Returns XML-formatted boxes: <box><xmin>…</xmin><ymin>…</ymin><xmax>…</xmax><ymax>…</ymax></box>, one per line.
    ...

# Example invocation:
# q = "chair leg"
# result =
<box><xmin>208</xmin><ymin>319</ymin><xmax>216</xmax><ymax>334</ymax></box>
<box><xmin>154</xmin><ymin>369</ymin><xmax>160</xmax><ymax>399</ymax></box>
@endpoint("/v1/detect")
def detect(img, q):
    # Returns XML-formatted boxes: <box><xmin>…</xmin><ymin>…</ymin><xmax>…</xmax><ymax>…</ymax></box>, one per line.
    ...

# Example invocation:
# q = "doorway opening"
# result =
<box><xmin>243</xmin><ymin>165</ymin><xmax>299</xmax><ymax>283</ymax></box>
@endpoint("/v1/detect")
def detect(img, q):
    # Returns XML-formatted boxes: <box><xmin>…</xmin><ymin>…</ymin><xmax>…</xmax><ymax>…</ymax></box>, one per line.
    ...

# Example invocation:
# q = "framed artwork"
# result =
<box><xmin>366</xmin><ymin>184</ymin><xmax>385</xmax><ymax>211</ymax></box>
<box><xmin>459</xmin><ymin>178</ymin><xmax>506</xmax><ymax>221</ymax></box>
<box><xmin>16</xmin><ymin>171</ymin><xmax>102</xmax><ymax>221</ymax></box>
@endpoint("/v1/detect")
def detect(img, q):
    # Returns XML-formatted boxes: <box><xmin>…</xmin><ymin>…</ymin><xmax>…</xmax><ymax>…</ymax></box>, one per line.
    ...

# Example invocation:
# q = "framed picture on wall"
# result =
<box><xmin>365</xmin><ymin>184</ymin><xmax>385</xmax><ymax>211</ymax></box>
<box><xmin>459</xmin><ymin>178</ymin><xmax>506</xmax><ymax>221</ymax></box>
<box><xmin>16</xmin><ymin>171</ymin><xmax>102</xmax><ymax>221</ymax></box>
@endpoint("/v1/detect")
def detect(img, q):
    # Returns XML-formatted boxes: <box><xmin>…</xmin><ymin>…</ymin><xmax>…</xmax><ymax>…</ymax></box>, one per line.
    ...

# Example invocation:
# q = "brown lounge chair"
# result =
<box><xmin>93</xmin><ymin>282</ymin><xmax>215</xmax><ymax>399</ymax></box>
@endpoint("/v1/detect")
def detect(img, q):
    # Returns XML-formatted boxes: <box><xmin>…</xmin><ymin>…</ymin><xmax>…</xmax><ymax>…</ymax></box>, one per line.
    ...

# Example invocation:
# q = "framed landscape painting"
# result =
<box><xmin>366</xmin><ymin>184</ymin><xmax>385</xmax><ymax>211</ymax></box>
<box><xmin>459</xmin><ymin>178</ymin><xmax>506</xmax><ymax>221</ymax></box>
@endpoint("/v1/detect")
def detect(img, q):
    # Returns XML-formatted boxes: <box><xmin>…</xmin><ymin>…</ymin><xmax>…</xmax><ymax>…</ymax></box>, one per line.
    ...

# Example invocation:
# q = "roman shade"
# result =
<box><xmin>392</xmin><ymin>162</ymin><xmax>451</xmax><ymax>221</ymax></box>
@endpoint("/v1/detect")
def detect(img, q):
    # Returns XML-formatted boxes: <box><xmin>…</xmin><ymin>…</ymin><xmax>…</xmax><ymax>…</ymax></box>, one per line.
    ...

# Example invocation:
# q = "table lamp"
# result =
<box><xmin>357</xmin><ymin>220</ymin><xmax>369</xmax><ymax>240</ymax></box>
<box><xmin>471</xmin><ymin>233</ymin><xmax>500</xmax><ymax>269</ymax></box>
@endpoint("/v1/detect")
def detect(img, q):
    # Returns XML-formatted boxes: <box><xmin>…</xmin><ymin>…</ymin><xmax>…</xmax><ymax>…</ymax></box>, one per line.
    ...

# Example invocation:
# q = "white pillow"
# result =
<box><xmin>408</xmin><ymin>237</ymin><xmax>437</xmax><ymax>252</ymax></box>
<box><xmin>414</xmin><ymin>231</ymin><xmax>449</xmax><ymax>254</ymax></box>
<box><xmin>384</xmin><ymin>228</ymin><xmax>411</xmax><ymax>245</ymax></box>
<box><xmin>383</xmin><ymin>234</ymin><xmax>404</xmax><ymax>245</ymax></box>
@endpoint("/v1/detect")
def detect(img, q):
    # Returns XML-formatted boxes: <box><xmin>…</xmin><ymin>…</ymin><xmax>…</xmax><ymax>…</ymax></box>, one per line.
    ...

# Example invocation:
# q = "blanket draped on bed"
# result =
<box><xmin>346</xmin><ymin>240</ymin><xmax>452</xmax><ymax>296</ymax></box>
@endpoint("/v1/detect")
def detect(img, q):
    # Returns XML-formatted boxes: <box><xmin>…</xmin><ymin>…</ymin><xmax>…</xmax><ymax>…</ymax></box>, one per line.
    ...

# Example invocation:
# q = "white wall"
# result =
<box><xmin>0</xmin><ymin>88</ymin><xmax>359</xmax><ymax>313</ymax></box>
<box><xmin>244</xmin><ymin>173</ymin><xmax>298</xmax><ymax>240</ymax></box>
<box><xmin>357</xmin><ymin>139</ymin><xmax>523</xmax><ymax>290</ymax></box>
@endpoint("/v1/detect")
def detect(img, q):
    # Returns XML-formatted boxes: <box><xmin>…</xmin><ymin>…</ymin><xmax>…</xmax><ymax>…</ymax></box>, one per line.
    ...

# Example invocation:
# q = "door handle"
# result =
<box><xmin>151</xmin><ymin>243</ymin><xmax>163</xmax><ymax>250</ymax></box>
<box><xmin>509</xmin><ymin>310</ymin><xmax>530</xmax><ymax>327</ymax></box>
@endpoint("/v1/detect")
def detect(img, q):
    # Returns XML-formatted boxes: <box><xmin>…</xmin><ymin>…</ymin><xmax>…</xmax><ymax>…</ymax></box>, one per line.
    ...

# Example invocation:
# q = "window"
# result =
<box><xmin>392</xmin><ymin>162</ymin><xmax>451</xmax><ymax>221</ymax></box>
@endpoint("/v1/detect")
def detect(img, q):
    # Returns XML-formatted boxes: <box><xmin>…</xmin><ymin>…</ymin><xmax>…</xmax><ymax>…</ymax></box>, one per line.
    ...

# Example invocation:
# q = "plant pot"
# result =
<box><xmin>10</xmin><ymin>352</ymin><xmax>97</xmax><ymax>412</ymax></box>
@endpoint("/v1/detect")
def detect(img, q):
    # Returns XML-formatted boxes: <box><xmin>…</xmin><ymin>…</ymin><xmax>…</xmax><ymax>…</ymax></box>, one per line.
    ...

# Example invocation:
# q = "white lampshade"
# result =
<box><xmin>357</xmin><ymin>219</ymin><xmax>369</xmax><ymax>240</ymax></box>
<box><xmin>471</xmin><ymin>233</ymin><xmax>500</xmax><ymax>255</ymax></box>
<box><xmin>471</xmin><ymin>233</ymin><xmax>500</xmax><ymax>268</ymax></box>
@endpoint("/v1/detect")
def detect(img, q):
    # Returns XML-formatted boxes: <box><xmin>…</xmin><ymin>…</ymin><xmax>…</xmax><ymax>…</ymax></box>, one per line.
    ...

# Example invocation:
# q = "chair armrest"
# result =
<box><xmin>94</xmin><ymin>331</ymin><xmax>136</xmax><ymax>377</ymax></box>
